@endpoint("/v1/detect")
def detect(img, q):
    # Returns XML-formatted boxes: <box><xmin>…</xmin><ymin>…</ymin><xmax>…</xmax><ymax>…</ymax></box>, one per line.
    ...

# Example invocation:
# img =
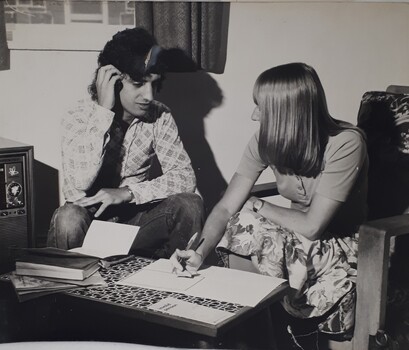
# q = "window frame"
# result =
<box><xmin>5</xmin><ymin>0</ymin><xmax>135</xmax><ymax>51</ymax></box>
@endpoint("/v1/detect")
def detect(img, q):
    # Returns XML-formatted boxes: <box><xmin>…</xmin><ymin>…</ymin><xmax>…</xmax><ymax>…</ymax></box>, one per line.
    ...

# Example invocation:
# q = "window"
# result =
<box><xmin>5</xmin><ymin>0</ymin><xmax>135</xmax><ymax>50</ymax></box>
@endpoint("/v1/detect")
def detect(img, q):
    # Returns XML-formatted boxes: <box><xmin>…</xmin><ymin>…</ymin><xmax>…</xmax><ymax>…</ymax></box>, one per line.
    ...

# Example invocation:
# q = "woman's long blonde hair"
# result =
<box><xmin>254</xmin><ymin>62</ymin><xmax>359</xmax><ymax>177</ymax></box>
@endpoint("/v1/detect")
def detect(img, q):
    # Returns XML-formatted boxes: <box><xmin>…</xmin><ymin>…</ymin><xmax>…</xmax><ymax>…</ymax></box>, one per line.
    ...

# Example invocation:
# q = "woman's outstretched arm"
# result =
<box><xmin>171</xmin><ymin>172</ymin><xmax>256</xmax><ymax>273</ymax></box>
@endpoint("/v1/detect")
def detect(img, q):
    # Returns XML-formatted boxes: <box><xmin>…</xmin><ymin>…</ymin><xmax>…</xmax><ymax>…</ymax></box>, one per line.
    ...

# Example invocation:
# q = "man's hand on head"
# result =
<box><xmin>96</xmin><ymin>65</ymin><xmax>123</xmax><ymax>110</ymax></box>
<box><xmin>74</xmin><ymin>187</ymin><xmax>133</xmax><ymax>218</ymax></box>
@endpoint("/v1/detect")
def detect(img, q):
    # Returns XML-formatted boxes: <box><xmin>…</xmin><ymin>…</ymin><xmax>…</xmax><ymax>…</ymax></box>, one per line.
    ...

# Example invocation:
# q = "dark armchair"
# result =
<box><xmin>353</xmin><ymin>86</ymin><xmax>409</xmax><ymax>350</ymax></box>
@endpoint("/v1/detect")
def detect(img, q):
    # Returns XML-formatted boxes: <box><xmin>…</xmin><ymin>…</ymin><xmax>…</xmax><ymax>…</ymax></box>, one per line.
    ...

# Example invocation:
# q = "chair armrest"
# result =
<box><xmin>250</xmin><ymin>182</ymin><xmax>279</xmax><ymax>198</ymax></box>
<box><xmin>354</xmin><ymin>213</ymin><xmax>409</xmax><ymax>350</ymax></box>
<box><xmin>359</xmin><ymin>214</ymin><xmax>409</xmax><ymax>240</ymax></box>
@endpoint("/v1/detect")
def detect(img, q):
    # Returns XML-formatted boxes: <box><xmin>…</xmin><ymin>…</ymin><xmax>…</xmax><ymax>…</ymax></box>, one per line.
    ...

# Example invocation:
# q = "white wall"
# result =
<box><xmin>207</xmin><ymin>1</ymin><xmax>409</xmax><ymax>184</ymax></box>
<box><xmin>1</xmin><ymin>2</ymin><xmax>408</xmax><ymax>204</ymax></box>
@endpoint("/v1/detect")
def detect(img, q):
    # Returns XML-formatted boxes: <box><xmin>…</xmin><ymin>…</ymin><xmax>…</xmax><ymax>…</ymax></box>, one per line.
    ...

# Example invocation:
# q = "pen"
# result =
<box><xmin>176</xmin><ymin>232</ymin><xmax>197</xmax><ymax>268</ymax></box>
<box><xmin>193</xmin><ymin>237</ymin><xmax>205</xmax><ymax>253</ymax></box>
<box><xmin>178</xmin><ymin>235</ymin><xmax>204</xmax><ymax>272</ymax></box>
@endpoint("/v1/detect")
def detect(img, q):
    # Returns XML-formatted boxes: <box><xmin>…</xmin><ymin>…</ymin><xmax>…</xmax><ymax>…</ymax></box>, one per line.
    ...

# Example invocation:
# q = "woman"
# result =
<box><xmin>172</xmin><ymin>62</ymin><xmax>368</xmax><ymax>335</ymax></box>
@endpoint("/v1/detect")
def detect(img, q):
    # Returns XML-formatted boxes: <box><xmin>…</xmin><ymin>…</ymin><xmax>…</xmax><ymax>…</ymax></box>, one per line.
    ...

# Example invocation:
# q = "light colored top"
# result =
<box><xmin>61</xmin><ymin>98</ymin><xmax>196</xmax><ymax>203</ymax></box>
<box><xmin>237</xmin><ymin>129</ymin><xmax>368</xmax><ymax>233</ymax></box>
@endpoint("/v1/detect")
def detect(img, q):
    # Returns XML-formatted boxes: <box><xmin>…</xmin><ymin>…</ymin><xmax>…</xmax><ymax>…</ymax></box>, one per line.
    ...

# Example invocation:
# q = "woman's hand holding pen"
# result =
<box><xmin>170</xmin><ymin>249</ymin><xmax>203</xmax><ymax>276</ymax></box>
<box><xmin>170</xmin><ymin>236</ymin><xmax>205</xmax><ymax>276</ymax></box>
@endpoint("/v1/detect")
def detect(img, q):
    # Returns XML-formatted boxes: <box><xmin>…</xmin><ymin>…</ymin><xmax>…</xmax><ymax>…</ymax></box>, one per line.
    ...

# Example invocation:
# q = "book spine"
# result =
<box><xmin>15</xmin><ymin>268</ymin><xmax>85</xmax><ymax>281</ymax></box>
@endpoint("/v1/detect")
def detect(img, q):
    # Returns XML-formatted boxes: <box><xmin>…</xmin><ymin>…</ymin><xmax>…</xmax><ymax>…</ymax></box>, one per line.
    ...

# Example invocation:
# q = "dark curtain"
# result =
<box><xmin>134</xmin><ymin>2</ymin><xmax>229</xmax><ymax>74</ymax></box>
<box><xmin>0</xmin><ymin>0</ymin><xmax>10</xmax><ymax>71</ymax></box>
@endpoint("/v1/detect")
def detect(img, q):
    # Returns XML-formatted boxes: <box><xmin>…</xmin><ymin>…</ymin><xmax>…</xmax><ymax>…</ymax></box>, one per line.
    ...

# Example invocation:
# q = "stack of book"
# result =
<box><xmin>9</xmin><ymin>272</ymin><xmax>87</xmax><ymax>302</ymax></box>
<box><xmin>15</xmin><ymin>247</ymin><xmax>101</xmax><ymax>280</ymax></box>
<box><xmin>9</xmin><ymin>220</ymin><xmax>140</xmax><ymax>302</ymax></box>
<box><xmin>10</xmin><ymin>247</ymin><xmax>105</xmax><ymax>302</ymax></box>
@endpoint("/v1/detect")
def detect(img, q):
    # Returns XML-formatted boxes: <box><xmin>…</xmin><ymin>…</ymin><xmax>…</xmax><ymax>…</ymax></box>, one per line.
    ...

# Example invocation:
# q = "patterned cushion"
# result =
<box><xmin>392</xmin><ymin>95</ymin><xmax>409</xmax><ymax>154</ymax></box>
<box><xmin>358</xmin><ymin>91</ymin><xmax>409</xmax><ymax>157</ymax></box>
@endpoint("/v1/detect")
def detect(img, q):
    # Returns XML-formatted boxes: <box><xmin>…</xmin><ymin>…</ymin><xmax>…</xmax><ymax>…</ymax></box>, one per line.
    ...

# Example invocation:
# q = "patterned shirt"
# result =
<box><xmin>61</xmin><ymin>98</ymin><xmax>196</xmax><ymax>204</ymax></box>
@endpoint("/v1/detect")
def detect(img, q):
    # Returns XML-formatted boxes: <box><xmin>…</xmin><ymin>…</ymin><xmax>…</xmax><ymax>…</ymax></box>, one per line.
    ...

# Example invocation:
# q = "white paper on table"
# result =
<box><xmin>117</xmin><ymin>259</ymin><xmax>204</xmax><ymax>292</ymax></box>
<box><xmin>70</xmin><ymin>220</ymin><xmax>139</xmax><ymax>258</ymax></box>
<box><xmin>188</xmin><ymin>266</ymin><xmax>286</xmax><ymax>307</ymax></box>
<box><xmin>148</xmin><ymin>297</ymin><xmax>234</xmax><ymax>325</ymax></box>
<box><xmin>117</xmin><ymin>259</ymin><xmax>287</xmax><ymax>307</ymax></box>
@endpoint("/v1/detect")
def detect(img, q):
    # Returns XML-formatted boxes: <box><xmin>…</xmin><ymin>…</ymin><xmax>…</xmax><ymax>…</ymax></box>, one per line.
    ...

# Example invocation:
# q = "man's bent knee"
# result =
<box><xmin>167</xmin><ymin>193</ymin><xmax>205</xmax><ymax>217</ymax></box>
<box><xmin>48</xmin><ymin>203</ymin><xmax>91</xmax><ymax>249</ymax></box>
<box><xmin>55</xmin><ymin>203</ymin><xmax>90</xmax><ymax>228</ymax></box>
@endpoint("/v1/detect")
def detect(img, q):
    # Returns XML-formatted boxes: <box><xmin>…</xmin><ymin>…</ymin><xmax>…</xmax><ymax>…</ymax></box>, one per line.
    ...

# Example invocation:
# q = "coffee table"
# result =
<box><xmin>1</xmin><ymin>256</ymin><xmax>290</xmax><ymax>348</ymax></box>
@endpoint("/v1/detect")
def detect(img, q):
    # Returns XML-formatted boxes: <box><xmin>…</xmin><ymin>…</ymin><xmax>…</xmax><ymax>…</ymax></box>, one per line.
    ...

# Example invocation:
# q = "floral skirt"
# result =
<box><xmin>216</xmin><ymin>208</ymin><xmax>359</xmax><ymax>335</ymax></box>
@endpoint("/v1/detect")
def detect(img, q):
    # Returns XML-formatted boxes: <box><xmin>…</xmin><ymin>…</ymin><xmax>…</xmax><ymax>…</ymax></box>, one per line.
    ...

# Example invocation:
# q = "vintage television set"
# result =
<box><xmin>0</xmin><ymin>137</ymin><xmax>34</xmax><ymax>273</ymax></box>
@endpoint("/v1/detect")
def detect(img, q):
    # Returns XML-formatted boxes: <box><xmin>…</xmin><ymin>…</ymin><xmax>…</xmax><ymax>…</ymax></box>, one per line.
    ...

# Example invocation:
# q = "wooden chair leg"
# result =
<box><xmin>353</xmin><ymin>227</ymin><xmax>390</xmax><ymax>350</ymax></box>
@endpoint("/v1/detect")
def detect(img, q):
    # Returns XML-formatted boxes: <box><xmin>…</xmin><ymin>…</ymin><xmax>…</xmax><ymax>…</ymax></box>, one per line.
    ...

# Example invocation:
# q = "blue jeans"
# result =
<box><xmin>47</xmin><ymin>193</ymin><xmax>205</xmax><ymax>259</ymax></box>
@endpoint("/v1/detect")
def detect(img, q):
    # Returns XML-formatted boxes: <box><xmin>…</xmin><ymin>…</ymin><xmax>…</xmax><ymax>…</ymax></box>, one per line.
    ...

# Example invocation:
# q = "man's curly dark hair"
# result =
<box><xmin>88</xmin><ymin>27</ymin><xmax>166</xmax><ymax>102</ymax></box>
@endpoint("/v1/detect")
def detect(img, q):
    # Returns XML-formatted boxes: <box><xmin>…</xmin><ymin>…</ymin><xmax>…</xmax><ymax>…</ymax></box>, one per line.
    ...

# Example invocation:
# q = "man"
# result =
<box><xmin>47</xmin><ymin>28</ymin><xmax>204</xmax><ymax>259</ymax></box>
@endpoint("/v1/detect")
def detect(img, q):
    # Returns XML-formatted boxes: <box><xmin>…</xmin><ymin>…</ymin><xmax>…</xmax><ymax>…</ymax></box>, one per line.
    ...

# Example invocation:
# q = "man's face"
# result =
<box><xmin>119</xmin><ymin>73</ymin><xmax>161</xmax><ymax>120</ymax></box>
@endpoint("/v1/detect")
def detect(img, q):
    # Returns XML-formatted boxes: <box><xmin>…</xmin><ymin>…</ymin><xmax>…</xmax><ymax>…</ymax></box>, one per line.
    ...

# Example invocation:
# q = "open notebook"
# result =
<box><xmin>70</xmin><ymin>220</ymin><xmax>140</xmax><ymax>258</ymax></box>
<box><xmin>117</xmin><ymin>259</ymin><xmax>287</xmax><ymax>307</ymax></box>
